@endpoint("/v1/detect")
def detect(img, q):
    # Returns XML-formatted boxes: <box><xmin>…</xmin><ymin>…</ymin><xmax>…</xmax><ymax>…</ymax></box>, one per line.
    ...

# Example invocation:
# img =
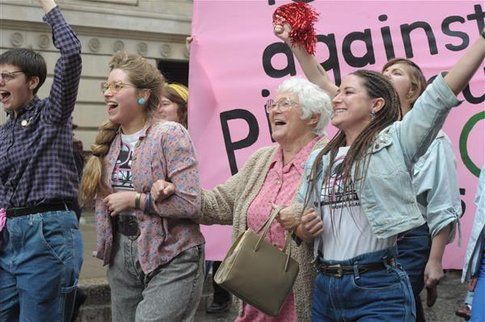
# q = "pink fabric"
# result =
<box><xmin>237</xmin><ymin>137</ymin><xmax>319</xmax><ymax>322</ymax></box>
<box><xmin>190</xmin><ymin>0</ymin><xmax>482</xmax><ymax>270</ymax></box>
<box><xmin>0</xmin><ymin>208</ymin><xmax>5</xmax><ymax>231</ymax></box>
<box><xmin>94</xmin><ymin>120</ymin><xmax>204</xmax><ymax>274</ymax></box>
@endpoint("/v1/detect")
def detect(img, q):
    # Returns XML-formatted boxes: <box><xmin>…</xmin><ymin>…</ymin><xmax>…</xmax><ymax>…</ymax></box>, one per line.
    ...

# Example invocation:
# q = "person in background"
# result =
<box><xmin>455</xmin><ymin>279</ymin><xmax>475</xmax><ymax>320</ymax></box>
<box><xmin>157</xmin><ymin>83</ymin><xmax>189</xmax><ymax>128</ymax></box>
<box><xmin>0</xmin><ymin>0</ymin><xmax>83</xmax><ymax>321</ymax></box>
<box><xmin>274</xmin><ymin>20</ymin><xmax>464</xmax><ymax>321</ymax></box>
<box><xmin>70</xmin><ymin>124</ymin><xmax>88</xmax><ymax>321</ymax></box>
<box><xmin>72</xmin><ymin>124</ymin><xmax>85</xmax><ymax>221</ymax></box>
<box><xmin>205</xmin><ymin>261</ymin><xmax>232</xmax><ymax>314</ymax></box>
<box><xmin>462</xmin><ymin>168</ymin><xmax>485</xmax><ymax>322</ymax></box>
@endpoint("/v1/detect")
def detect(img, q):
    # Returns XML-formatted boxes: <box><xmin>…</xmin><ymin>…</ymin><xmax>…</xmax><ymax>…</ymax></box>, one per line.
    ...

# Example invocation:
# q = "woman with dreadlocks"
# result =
<box><xmin>276</xmin><ymin>32</ymin><xmax>485</xmax><ymax>320</ymax></box>
<box><xmin>274</xmin><ymin>21</ymin><xmax>461</xmax><ymax>320</ymax></box>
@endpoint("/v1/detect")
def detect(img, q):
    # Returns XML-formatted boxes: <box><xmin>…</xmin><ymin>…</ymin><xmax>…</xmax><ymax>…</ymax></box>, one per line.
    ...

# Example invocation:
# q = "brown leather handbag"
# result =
<box><xmin>214</xmin><ymin>208</ymin><xmax>299</xmax><ymax>316</ymax></box>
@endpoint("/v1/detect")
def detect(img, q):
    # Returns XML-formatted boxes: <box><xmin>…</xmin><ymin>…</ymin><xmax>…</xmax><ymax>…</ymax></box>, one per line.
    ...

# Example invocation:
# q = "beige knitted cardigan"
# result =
<box><xmin>200</xmin><ymin>137</ymin><xmax>327</xmax><ymax>322</ymax></box>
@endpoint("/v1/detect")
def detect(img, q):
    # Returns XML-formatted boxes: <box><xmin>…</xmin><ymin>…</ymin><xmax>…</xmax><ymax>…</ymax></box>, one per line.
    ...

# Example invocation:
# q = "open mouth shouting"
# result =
<box><xmin>106</xmin><ymin>100</ymin><xmax>119</xmax><ymax>114</ymax></box>
<box><xmin>0</xmin><ymin>90</ymin><xmax>11</xmax><ymax>105</ymax></box>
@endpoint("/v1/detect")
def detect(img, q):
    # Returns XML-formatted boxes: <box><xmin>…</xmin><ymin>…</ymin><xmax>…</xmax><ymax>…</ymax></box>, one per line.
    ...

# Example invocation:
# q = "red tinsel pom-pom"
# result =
<box><xmin>273</xmin><ymin>2</ymin><xmax>319</xmax><ymax>55</ymax></box>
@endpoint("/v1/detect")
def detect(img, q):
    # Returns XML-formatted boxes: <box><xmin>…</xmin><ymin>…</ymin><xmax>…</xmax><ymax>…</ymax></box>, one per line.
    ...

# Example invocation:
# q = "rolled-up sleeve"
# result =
<box><xmin>413</xmin><ymin>134</ymin><xmax>461</xmax><ymax>241</ymax></box>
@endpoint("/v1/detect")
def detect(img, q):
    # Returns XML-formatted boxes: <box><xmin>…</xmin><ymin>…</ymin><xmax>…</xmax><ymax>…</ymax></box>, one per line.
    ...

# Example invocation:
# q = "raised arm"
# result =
<box><xmin>444</xmin><ymin>30</ymin><xmax>485</xmax><ymax>95</ymax></box>
<box><xmin>274</xmin><ymin>23</ymin><xmax>338</xmax><ymax>97</ymax></box>
<box><xmin>38</xmin><ymin>0</ymin><xmax>56</xmax><ymax>13</ymax></box>
<box><xmin>397</xmin><ymin>32</ymin><xmax>484</xmax><ymax>169</ymax></box>
<box><xmin>40</xmin><ymin>0</ymin><xmax>82</xmax><ymax>124</ymax></box>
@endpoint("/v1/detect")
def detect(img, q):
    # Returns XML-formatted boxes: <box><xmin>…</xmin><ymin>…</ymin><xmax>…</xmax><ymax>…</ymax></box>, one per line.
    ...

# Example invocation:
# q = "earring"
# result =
<box><xmin>137</xmin><ymin>97</ymin><xmax>146</xmax><ymax>105</ymax></box>
<box><xmin>370</xmin><ymin>110</ymin><xmax>376</xmax><ymax>120</ymax></box>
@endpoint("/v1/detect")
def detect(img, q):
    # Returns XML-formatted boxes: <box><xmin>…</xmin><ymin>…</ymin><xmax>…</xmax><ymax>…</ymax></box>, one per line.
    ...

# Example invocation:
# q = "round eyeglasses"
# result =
<box><xmin>265</xmin><ymin>97</ymin><xmax>299</xmax><ymax>113</ymax></box>
<box><xmin>0</xmin><ymin>70</ymin><xmax>24</xmax><ymax>82</ymax></box>
<box><xmin>100</xmin><ymin>81</ymin><xmax>136</xmax><ymax>94</ymax></box>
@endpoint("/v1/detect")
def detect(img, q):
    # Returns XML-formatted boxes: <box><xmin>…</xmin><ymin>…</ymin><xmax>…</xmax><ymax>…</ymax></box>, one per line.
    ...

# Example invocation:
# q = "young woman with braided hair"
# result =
<box><xmin>80</xmin><ymin>52</ymin><xmax>205</xmax><ymax>322</ymax></box>
<box><xmin>276</xmin><ymin>33</ymin><xmax>485</xmax><ymax>320</ymax></box>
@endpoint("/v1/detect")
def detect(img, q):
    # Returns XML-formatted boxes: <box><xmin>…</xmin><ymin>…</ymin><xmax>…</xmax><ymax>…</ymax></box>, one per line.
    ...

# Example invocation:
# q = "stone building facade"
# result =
<box><xmin>0</xmin><ymin>0</ymin><xmax>192</xmax><ymax>147</ymax></box>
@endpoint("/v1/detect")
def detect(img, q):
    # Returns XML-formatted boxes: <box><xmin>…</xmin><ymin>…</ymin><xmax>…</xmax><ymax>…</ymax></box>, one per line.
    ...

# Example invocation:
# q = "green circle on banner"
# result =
<box><xmin>459</xmin><ymin>111</ymin><xmax>484</xmax><ymax>178</ymax></box>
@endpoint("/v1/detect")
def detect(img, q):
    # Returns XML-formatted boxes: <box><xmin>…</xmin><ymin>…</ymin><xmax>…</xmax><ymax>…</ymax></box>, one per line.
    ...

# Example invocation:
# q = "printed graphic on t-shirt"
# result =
<box><xmin>318</xmin><ymin>147</ymin><xmax>395</xmax><ymax>261</ymax></box>
<box><xmin>112</xmin><ymin>141</ymin><xmax>134</xmax><ymax>191</ymax></box>
<box><xmin>320</xmin><ymin>154</ymin><xmax>360</xmax><ymax>209</ymax></box>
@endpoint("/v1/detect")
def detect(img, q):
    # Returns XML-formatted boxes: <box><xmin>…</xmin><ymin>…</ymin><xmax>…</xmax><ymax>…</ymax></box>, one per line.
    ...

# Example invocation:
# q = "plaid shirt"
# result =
<box><xmin>0</xmin><ymin>7</ymin><xmax>82</xmax><ymax>209</ymax></box>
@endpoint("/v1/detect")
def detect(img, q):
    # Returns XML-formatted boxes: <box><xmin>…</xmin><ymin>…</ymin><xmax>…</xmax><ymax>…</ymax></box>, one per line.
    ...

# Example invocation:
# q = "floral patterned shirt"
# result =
<box><xmin>94</xmin><ymin>120</ymin><xmax>205</xmax><ymax>274</ymax></box>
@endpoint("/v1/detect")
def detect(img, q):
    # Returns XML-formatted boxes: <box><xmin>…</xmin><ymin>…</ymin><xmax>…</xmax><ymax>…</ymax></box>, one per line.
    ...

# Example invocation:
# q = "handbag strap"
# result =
<box><xmin>255</xmin><ymin>205</ymin><xmax>283</xmax><ymax>244</ymax></box>
<box><xmin>255</xmin><ymin>205</ymin><xmax>294</xmax><ymax>272</ymax></box>
<box><xmin>283</xmin><ymin>231</ymin><xmax>293</xmax><ymax>272</ymax></box>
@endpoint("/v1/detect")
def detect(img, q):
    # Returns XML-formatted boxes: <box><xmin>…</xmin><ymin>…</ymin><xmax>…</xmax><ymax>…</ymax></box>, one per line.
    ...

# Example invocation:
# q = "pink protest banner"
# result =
<box><xmin>189</xmin><ymin>0</ymin><xmax>484</xmax><ymax>268</ymax></box>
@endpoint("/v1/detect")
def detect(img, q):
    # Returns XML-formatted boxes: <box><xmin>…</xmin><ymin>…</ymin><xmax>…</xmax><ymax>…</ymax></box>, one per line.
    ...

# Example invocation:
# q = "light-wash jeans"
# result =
<box><xmin>0</xmin><ymin>210</ymin><xmax>83</xmax><ymax>322</ymax></box>
<box><xmin>107</xmin><ymin>233</ymin><xmax>204</xmax><ymax>322</ymax></box>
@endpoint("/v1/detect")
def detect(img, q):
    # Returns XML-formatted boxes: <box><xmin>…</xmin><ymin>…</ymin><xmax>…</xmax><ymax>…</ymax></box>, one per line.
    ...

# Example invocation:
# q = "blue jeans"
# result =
<box><xmin>397</xmin><ymin>224</ymin><xmax>431</xmax><ymax>322</ymax></box>
<box><xmin>397</xmin><ymin>224</ymin><xmax>431</xmax><ymax>294</ymax></box>
<box><xmin>471</xmin><ymin>244</ymin><xmax>485</xmax><ymax>321</ymax></box>
<box><xmin>0</xmin><ymin>210</ymin><xmax>83</xmax><ymax>322</ymax></box>
<box><xmin>312</xmin><ymin>247</ymin><xmax>415</xmax><ymax>322</ymax></box>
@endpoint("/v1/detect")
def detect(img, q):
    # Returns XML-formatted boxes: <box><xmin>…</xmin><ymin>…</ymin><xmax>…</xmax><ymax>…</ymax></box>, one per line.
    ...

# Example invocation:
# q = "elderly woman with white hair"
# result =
<box><xmin>151</xmin><ymin>77</ymin><xmax>331</xmax><ymax>321</ymax></box>
<box><xmin>153</xmin><ymin>77</ymin><xmax>330</xmax><ymax>322</ymax></box>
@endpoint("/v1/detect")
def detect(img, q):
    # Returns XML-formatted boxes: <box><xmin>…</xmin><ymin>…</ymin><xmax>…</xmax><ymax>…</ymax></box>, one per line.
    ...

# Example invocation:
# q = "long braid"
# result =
<box><xmin>79</xmin><ymin>121</ymin><xmax>120</xmax><ymax>205</ymax></box>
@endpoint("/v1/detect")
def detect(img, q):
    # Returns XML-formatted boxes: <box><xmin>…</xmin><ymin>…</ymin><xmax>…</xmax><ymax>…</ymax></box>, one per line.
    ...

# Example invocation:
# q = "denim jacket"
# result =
<box><xmin>462</xmin><ymin>168</ymin><xmax>485</xmax><ymax>282</ymax></box>
<box><xmin>294</xmin><ymin>74</ymin><xmax>460</xmax><ymax>258</ymax></box>
<box><xmin>413</xmin><ymin>130</ymin><xmax>461</xmax><ymax>240</ymax></box>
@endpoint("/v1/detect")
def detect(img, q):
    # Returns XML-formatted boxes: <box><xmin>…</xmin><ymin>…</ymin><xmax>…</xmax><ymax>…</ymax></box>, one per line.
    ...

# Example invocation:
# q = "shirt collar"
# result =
<box><xmin>7</xmin><ymin>96</ymin><xmax>40</xmax><ymax>119</ymax></box>
<box><xmin>272</xmin><ymin>136</ymin><xmax>321</xmax><ymax>175</ymax></box>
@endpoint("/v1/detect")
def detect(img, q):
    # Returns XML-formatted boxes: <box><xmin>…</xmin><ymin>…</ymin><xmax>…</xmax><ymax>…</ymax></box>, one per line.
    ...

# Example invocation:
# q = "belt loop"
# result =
<box><xmin>353</xmin><ymin>262</ymin><xmax>360</xmax><ymax>280</ymax></box>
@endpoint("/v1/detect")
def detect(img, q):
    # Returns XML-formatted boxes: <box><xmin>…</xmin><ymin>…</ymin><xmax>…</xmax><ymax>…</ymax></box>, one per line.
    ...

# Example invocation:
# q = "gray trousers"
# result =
<box><xmin>107</xmin><ymin>234</ymin><xmax>204</xmax><ymax>322</ymax></box>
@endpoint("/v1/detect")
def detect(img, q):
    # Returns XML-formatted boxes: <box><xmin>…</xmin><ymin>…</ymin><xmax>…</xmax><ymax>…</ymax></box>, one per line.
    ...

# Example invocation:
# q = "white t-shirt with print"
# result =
<box><xmin>319</xmin><ymin>146</ymin><xmax>396</xmax><ymax>261</ymax></box>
